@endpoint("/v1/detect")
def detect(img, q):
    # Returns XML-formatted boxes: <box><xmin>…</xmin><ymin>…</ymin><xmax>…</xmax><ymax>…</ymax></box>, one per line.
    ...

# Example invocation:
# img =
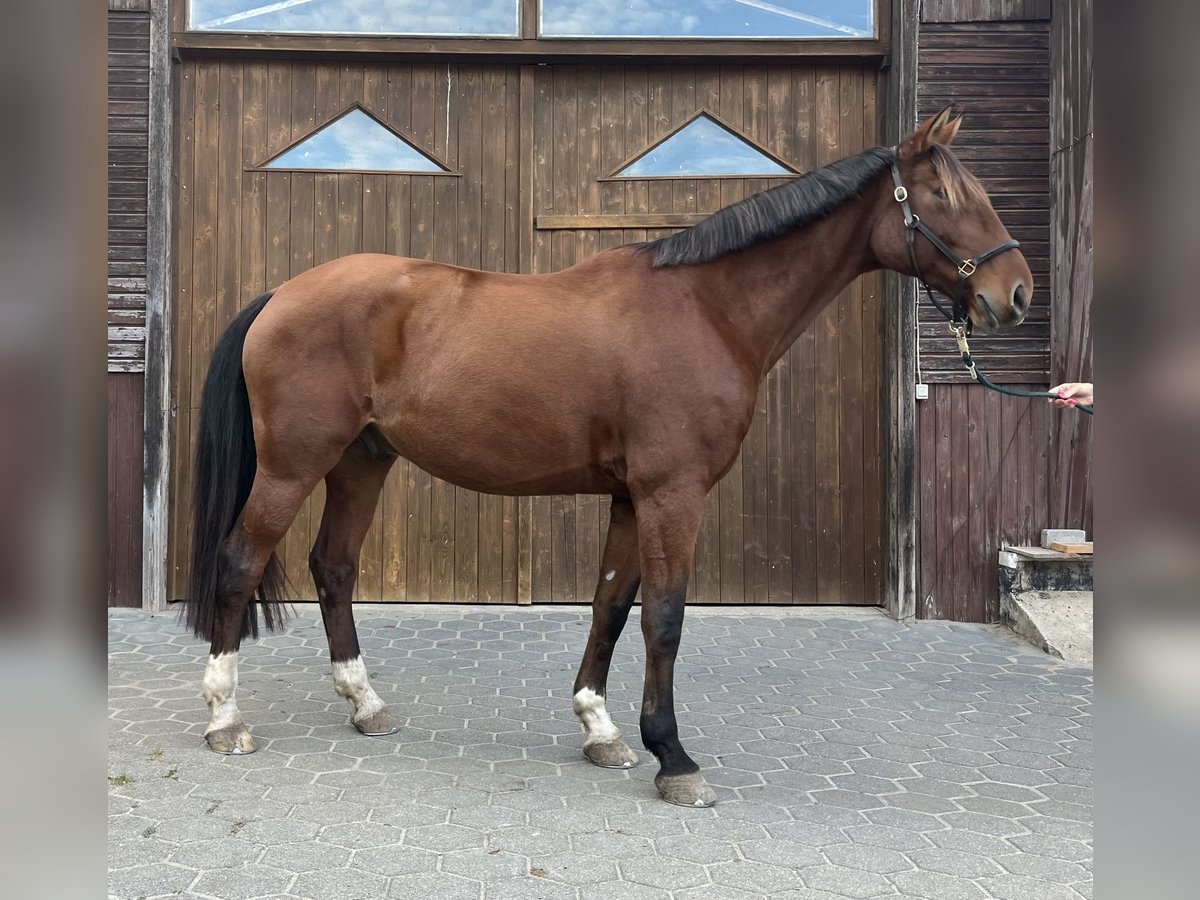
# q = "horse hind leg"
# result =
<box><xmin>203</xmin><ymin>471</ymin><xmax>317</xmax><ymax>754</ymax></box>
<box><xmin>573</xmin><ymin>497</ymin><xmax>641</xmax><ymax>769</ymax></box>
<box><xmin>310</xmin><ymin>438</ymin><xmax>398</xmax><ymax>736</ymax></box>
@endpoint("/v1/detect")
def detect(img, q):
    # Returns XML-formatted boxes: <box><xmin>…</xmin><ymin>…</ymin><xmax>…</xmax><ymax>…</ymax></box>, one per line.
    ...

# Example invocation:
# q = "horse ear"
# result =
<box><xmin>940</xmin><ymin>114</ymin><xmax>964</xmax><ymax>146</ymax></box>
<box><xmin>898</xmin><ymin>106</ymin><xmax>958</xmax><ymax>159</ymax></box>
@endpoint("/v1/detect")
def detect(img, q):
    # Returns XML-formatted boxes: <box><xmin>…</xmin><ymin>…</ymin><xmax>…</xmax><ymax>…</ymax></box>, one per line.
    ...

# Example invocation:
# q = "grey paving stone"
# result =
<box><xmin>108</xmin><ymin>607</ymin><xmax>1091</xmax><ymax>900</ymax></box>
<box><xmin>189</xmin><ymin>864</ymin><xmax>295</xmax><ymax>899</ymax></box>
<box><xmin>801</xmin><ymin>864</ymin><xmax>895</xmax><ymax>898</ymax></box>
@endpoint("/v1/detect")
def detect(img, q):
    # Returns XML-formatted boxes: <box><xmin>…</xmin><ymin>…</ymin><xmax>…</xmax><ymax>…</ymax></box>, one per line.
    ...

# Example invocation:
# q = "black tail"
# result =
<box><xmin>186</xmin><ymin>292</ymin><xmax>288</xmax><ymax>643</ymax></box>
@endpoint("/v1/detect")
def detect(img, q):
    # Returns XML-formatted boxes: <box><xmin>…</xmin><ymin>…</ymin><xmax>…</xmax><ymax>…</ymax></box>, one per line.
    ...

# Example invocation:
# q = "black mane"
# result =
<box><xmin>643</xmin><ymin>146</ymin><xmax>895</xmax><ymax>268</ymax></box>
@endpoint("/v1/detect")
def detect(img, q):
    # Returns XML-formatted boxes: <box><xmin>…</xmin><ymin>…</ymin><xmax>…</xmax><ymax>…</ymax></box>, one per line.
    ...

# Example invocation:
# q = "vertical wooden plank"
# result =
<box><xmin>764</xmin><ymin>65</ymin><xmax>794</xmax><ymax>604</ymax></box>
<box><xmin>949</xmin><ymin>387</ymin><xmax>971</xmax><ymax>621</ymax></box>
<box><xmin>644</xmin><ymin>67</ymin><xmax>673</xmax><ymax>243</ymax></box>
<box><xmin>837</xmin><ymin>66</ymin><xmax>867</xmax><ymax>604</ymax></box>
<box><xmin>430</xmin><ymin>62</ymin><xmax>459</xmax><ymax>600</ymax></box>
<box><xmin>529</xmin><ymin>66</ymin><xmax>554</xmax><ymax>603</ymax></box>
<box><xmin>812</xmin><ymin>66</ymin><xmax>842</xmax><ymax>604</ymax></box>
<box><xmin>188</xmin><ymin>61</ymin><xmax>220</xmax><ymax>594</ymax></box>
<box><xmin>240</xmin><ymin>62</ymin><xmax>266</xmax><ymax>302</ymax></box>
<box><xmin>966</xmin><ymin>388</ymin><xmax>986</xmax><ymax>622</ymax></box>
<box><xmin>355</xmin><ymin>64</ymin><xmax>390</xmax><ymax>600</ymax></box>
<box><xmin>168</xmin><ymin>59</ymin><xmax>196</xmax><ymax>599</ymax></box>
<box><xmin>278</xmin><ymin>63</ymin><xmax>318</xmax><ymax>594</ymax></box>
<box><xmin>860</xmin><ymin>70</ymin><xmax>884</xmax><ymax>603</ymax></box>
<box><xmin>716</xmin><ymin>178</ymin><xmax>745</xmax><ymax>606</ymax></box>
<box><xmin>216</xmin><ymin>59</ymin><xmax>242</xmax><ymax>329</ymax></box>
<box><xmin>476</xmin><ymin>66</ymin><xmax>508</xmax><ymax>603</ymax></box>
<box><xmin>549</xmin><ymin>66</ymin><xmax>578</xmax><ymax>603</ymax></box>
<box><xmin>932</xmin><ymin>384</ymin><xmax>955</xmax><ymax>619</ymax></box>
<box><xmin>790</xmin><ymin>66</ymin><xmax>818</xmax><ymax>604</ymax></box>
<box><xmin>456</xmin><ymin>64</ymin><xmax>484</xmax><ymax>602</ymax></box>
<box><xmin>407</xmin><ymin>64</ymin><xmax>437</xmax><ymax>601</ymax></box>
<box><xmin>692</xmin><ymin>64</ymin><xmax>723</xmax><ymax>603</ymax></box>
<box><xmin>574</xmin><ymin>65</ymin><xmax>603</xmax><ymax>603</ymax></box>
<box><xmin>622</xmin><ymin>65</ymin><xmax>649</xmax><ymax>227</ymax></box>
<box><xmin>741</xmin><ymin>65</ymin><xmax>771</xmax><ymax>604</ymax></box>
<box><xmin>379</xmin><ymin>63</ymin><xmax>413</xmax><ymax>601</ymax></box>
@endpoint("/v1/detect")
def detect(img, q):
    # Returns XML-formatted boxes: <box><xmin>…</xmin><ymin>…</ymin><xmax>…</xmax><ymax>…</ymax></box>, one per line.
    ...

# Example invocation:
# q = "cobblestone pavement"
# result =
<box><xmin>108</xmin><ymin>605</ymin><xmax>1092</xmax><ymax>900</ymax></box>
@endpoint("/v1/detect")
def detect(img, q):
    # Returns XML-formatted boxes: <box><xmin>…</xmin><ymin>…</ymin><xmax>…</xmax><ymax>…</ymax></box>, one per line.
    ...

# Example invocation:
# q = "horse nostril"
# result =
<box><xmin>1012</xmin><ymin>282</ymin><xmax>1028</xmax><ymax>313</ymax></box>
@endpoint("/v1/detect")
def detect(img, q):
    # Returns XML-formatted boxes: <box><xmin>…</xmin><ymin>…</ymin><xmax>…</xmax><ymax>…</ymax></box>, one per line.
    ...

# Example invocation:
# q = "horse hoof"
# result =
<box><xmin>655</xmin><ymin>772</ymin><xmax>717</xmax><ymax>808</ymax></box>
<box><xmin>206</xmin><ymin>725</ymin><xmax>256</xmax><ymax>755</ymax></box>
<box><xmin>583</xmin><ymin>739</ymin><xmax>639</xmax><ymax>769</ymax></box>
<box><xmin>354</xmin><ymin>709</ymin><xmax>400</xmax><ymax>736</ymax></box>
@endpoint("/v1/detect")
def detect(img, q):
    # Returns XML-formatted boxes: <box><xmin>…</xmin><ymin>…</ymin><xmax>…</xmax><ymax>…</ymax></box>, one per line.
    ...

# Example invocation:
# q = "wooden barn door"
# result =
<box><xmin>169</xmin><ymin>59</ymin><xmax>884</xmax><ymax>606</ymax></box>
<box><xmin>526</xmin><ymin>64</ymin><xmax>885</xmax><ymax>605</ymax></box>
<box><xmin>168</xmin><ymin>60</ymin><xmax>526</xmax><ymax>605</ymax></box>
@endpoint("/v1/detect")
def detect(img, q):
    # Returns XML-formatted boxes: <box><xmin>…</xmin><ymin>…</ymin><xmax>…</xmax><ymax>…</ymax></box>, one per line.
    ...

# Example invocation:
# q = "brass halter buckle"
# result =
<box><xmin>957</xmin><ymin>259</ymin><xmax>977</xmax><ymax>278</ymax></box>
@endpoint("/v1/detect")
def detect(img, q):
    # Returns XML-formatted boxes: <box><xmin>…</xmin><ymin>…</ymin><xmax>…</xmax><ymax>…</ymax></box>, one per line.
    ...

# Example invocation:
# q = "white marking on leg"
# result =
<box><xmin>201</xmin><ymin>652</ymin><xmax>243</xmax><ymax>734</ymax></box>
<box><xmin>573</xmin><ymin>687</ymin><xmax>621</xmax><ymax>748</ymax></box>
<box><xmin>604</xmin><ymin>570</ymin><xmax>616</xmax><ymax>581</ymax></box>
<box><xmin>331</xmin><ymin>656</ymin><xmax>386</xmax><ymax>723</ymax></box>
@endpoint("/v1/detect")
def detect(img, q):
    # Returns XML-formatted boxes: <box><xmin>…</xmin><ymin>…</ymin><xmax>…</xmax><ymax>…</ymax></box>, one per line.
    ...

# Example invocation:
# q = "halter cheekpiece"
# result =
<box><xmin>888</xmin><ymin>152</ymin><xmax>1020</xmax><ymax>338</ymax></box>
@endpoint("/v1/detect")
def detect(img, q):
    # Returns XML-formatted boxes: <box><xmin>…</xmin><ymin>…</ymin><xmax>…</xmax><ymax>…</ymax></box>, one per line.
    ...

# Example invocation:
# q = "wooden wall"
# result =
<box><xmin>168</xmin><ymin>60</ymin><xmax>524</xmax><ymax>605</ymax></box>
<box><xmin>108</xmin><ymin>1</ymin><xmax>150</xmax><ymax>607</ymax></box>
<box><xmin>528</xmin><ymin>64</ymin><xmax>884</xmax><ymax>607</ymax></box>
<box><xmin>914</xmin><ymin>8</ymin><xmax>1054</xmax><ymax>620</ymax></box>
<box><xmin>916</xmin><ymin>20</ymin><xmax>1051</xmax><ymax>382</ymax></box>
<box><xmin>168</xmin><ymin>59</ymin><xmax>885</xmax><ymax>606</ymax></box>
<box><xmin>1049</xmin><ymin>0</ymin><xmax>1093</xmax><ymax>533</ymax></box>
<box><xmin>921</xmin><ymin>0</ymin><xmax>1051</xmax><ymax>21</ymax></box>
<box><xmin>108</xmin><ymin>2</ymin><xmax>150</xmax><ymax>371</ymax></box>
<box><xmin>108</xmin><ymin>374</ymin><xmax>145</xmax><ymax>607</ymax></box>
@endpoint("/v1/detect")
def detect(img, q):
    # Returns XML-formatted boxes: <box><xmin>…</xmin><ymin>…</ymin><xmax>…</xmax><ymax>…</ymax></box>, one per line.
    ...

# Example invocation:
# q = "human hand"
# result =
<box><xmin>1049</xmin><ymin>382</ymin><xmax>1093</xmax><ymax>408</ymax></box>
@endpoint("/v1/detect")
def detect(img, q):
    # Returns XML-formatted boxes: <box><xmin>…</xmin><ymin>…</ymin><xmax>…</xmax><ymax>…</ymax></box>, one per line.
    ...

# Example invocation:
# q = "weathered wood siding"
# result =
<box><xmin>921</xmin><ymin>0</ymin><xmax>1051</xmax><ymax>22</ymax></box>
<box><xmin>109</xmin><ymin>373</ymin><xmax>146</xmax><ymax>606</ymax></box>
<box><xmin>169</xmin><ymin>60</ymin><xmax>525</xmax><ymax>605</ymax></box>
<box><xmin>914</xmin><ymin>8</ymin><xmax>1055</xmax><ymax>621</ymax></box>
<box><xmin>917</xmin><ymin>19</ymin><xmax>1051</xmax><ymax>383</ymax></box>
<box><xmin>108</xmin><ymin>0</ymin><xmax>151</xmax><ymax>607</ymax></box>
<box><xmin>109</xmin><ymin>2</ymin><xmax>150</xmax><ymax>371</ymax></box>
<box><xmin>917</xmin><ymin>392</ymin><xmax>1051</xmax><ymax>621</ymax></box>
<box><xmin>1049</xmin><ymin>0</ymin><xmax>1093</xmax><ymax>533</ymax></box>
<box><xmin>528</xmin><ymin>64</ymin><xmax>884</xmax><ymax>606</ymax></box>
<box><xmin>168</xmin><ymin>60</ymin><xmax>885</xmax><ymax>606</ymax></box>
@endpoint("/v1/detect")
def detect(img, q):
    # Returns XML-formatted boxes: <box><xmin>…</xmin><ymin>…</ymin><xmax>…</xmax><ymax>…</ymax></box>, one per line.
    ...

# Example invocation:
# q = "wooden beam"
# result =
<box><xmin>883</xmin><ymin>0</ymin><xmax>920</xmax><ymax>622</ymax></box>
<box><xmin>536</xmin><ymin>213</ymin><xmax>707</xmax><ymax>230</ymax></box>
<box><xmin>142</xmin><ymin>0</ymin><xmax>172</xmax><ymax>613</ymax></box>
<box><xmin>171</xmin><ymin>34</ymin><xmax>890</xmax><ymax>63</ymax></box>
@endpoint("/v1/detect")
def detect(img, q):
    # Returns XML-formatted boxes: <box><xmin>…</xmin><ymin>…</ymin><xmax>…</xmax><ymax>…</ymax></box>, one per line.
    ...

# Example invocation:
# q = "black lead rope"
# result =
<box><xmin>889</xmin><ymin>156</ymin><xmax>1093</xmax><ymax>416</ymax></box>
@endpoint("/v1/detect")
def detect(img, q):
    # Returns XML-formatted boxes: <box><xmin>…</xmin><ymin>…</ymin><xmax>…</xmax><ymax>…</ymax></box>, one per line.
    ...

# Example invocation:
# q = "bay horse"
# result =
<box><xmin>187</xmin><ymin>108</ymin><xmax>1031</xmax><ymax>807</ymax></box>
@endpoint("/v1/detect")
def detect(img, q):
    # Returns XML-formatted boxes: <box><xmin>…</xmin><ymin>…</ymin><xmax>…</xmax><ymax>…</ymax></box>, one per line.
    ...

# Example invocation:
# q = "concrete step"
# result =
<box><xmin>1000</xmin><ymin>590</ymin><xmax>1093</xmax><ymax>667</ymax></box>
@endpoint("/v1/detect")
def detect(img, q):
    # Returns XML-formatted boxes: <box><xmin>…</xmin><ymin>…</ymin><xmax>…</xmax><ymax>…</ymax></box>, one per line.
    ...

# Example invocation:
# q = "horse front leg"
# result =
<box><xmin>573</xmin><ymin>497</ymin><xmax>642</xmax><ymax>769</ymax></box>
<box><xmin>310</xmin><ymin>443</ymin><xmax>399</xmax><ymax>736</ymax></box>
<box><xmin>632</xmin><ymin>482</ymin><xmax>716</xmax><ymax>807</ymax></box>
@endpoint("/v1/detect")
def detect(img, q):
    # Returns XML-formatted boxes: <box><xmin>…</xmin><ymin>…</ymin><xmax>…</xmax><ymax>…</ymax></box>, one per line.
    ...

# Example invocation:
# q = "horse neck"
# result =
<box><xmin>694</xmin><ymin>190</ymin><xmax>881</xmax><ymax>377</ymax></box>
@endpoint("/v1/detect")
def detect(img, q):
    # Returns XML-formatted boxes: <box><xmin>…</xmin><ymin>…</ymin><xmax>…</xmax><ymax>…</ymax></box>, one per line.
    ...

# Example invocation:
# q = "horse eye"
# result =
<box><xmin>933</xmin><ymin>187</ymin><xmax>949</xmax><ymax>200</ymax></box>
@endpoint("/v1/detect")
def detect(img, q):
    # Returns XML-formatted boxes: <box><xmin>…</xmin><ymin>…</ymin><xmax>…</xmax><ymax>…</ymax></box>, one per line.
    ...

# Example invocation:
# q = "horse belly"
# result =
<box><xmin>374</xmin><ymin>388</ymin><xmax>622</xmax><ymax>497</ymax></box>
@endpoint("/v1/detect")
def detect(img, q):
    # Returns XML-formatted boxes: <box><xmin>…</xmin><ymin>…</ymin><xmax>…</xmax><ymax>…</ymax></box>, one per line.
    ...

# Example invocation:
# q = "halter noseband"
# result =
<box><xmin>889</xmin><ymin>155</ymin><xmax>1020</xmax><ymax>337</ymax></box>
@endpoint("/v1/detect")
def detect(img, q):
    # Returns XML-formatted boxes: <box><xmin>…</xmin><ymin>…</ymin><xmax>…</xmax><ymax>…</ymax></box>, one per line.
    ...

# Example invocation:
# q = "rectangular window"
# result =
<box><xmin>539</xmin><ymin>0</ymin><xmax>874</xmax><ymax>39</ymax></box>
<box><xmin>188</xmin><ymin>0</ymin><xmax>521</xmax><ymax>37</ymax></box>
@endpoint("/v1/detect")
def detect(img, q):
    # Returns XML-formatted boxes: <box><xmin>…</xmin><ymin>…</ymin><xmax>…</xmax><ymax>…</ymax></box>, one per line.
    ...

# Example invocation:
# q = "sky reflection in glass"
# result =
<box><xmin>541</xmin><ymin>0</ymin><xmax>873</xmax><ymax>39</ymax></box>
<box><xmin>190</xmin><ymin>0</ymin><xmax>520</xmax><ymax>36</ymax></box>
<box><xmin>618</xmin><ymin>116</ymin><xmax>792</xmax><ymax>178</ymax></box>
<box><xmin>263</xmin><ymin>109</ymin><xmax>448</xmax><ymax>173</ymax></box>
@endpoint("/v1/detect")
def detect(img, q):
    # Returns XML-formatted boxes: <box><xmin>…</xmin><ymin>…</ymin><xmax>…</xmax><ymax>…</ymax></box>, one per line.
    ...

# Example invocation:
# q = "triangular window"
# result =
<box><xmin>260</xmin><ymin>107</ymin><xmax>452</xmax><ymax>174</ymax></box>
<box><xmin>613</xmin><ymin>112</ymin><xmax>797</xmax><ymax>179</ymax></box>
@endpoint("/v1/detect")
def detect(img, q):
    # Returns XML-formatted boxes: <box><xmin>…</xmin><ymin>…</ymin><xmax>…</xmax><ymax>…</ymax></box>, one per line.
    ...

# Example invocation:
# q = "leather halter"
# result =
<box><xmin>889</xmin><ymin>156</ymin><xmax>1020</xmax><ymax>335</ymax></box>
